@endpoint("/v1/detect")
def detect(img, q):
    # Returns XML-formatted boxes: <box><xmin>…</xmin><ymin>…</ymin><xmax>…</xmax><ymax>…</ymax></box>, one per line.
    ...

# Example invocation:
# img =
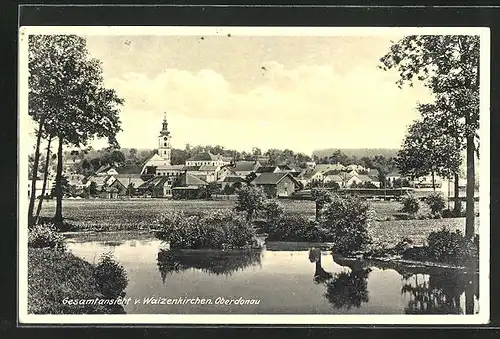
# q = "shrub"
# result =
<box><xmin>427</xmin><ymin>228</ymin><xmax>478</xmax><ymax>265</ymax></box>
<box><xmin>155</xmin><ymin>210</ymin><xmax>257</xmax><ymax>249</ymax></box>
<box><xmin>400</xmin><ymin>194</ymin><xmax>420</xmax><ymax>217</ymax></box>
<box><xmin>320</xmin><ymin>195</ymin><xmax>373</xmax><ymax>255</ymax></box>
<box><xmin>425</xmin><ymin>192</ymin><xmax>446</xmax><ymax>217</ymax></box>
<box><xmin>266</xmin><ymin>215</ymin><xmax>323</xmax><ymax>242</ymax></box>
<box><xmin>262</xmin><ymin>200</ymin><xmax>284</xmax><ymax>226</ymax></box>
<box><xmin>28</xmin><ymin>223</ymin><xmax>66</xmax><ymax>251</ymax></box>
<box><xmin>235</xmin><ymin>186</ymin><xmax>267</xmax><ymax>221</ymax></box>
<box><xmin>93</xmin><ymin>252</ymin><xmax>128</xmax><ymax>299</ymax></box>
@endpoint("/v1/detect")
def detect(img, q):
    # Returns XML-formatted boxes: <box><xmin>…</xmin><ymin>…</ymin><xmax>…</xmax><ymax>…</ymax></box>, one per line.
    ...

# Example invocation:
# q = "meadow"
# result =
<box><xmin>39</xmin><ymin>198</ymin><xmax>481</xmax><ymax>247</ymax></box>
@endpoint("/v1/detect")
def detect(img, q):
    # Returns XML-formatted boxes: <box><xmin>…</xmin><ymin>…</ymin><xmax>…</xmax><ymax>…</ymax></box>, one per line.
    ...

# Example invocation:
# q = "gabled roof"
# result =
<box><xmin>116</xmin><ymin>164</ymin><xmax>142</xmax><ymax>175</ymax></box>
<box><xmin>173</xmin><ymin>173</ymin><xmax>207</xmax><ymax>187</ymax></box>
<box><xmin>323</xmin><ymin>169</ymin><xmax>343</xmax><ymax>176</ymax></box>
<box><xmin>155</xmin><ymin>164</ymin><xmax>185</xmax><ymax>171</ymax></box>
<box><xmin>187</xmin><ymin>151</ymin><xmax>227</xmax><ymax>162</ymax></box>
<box><xmin>183</xmin><ymin>165</ymin><xmax>201</xmax><ymax>171</ymax></box>
<box><xmin>222</xmin><ymin>175</ymin><xmax>245</xmax><ymax>183</ymax></box>
<box><xmin>233</xmin><ymin>161</ymin><xmax>258</xmax><ymax>172</ymax></box>
<box><xmin>137</xmin><ymin>176</ymin><xmax>168</xmax><ymax>190</ymax></box>
<box><xmin>255</xmin><ymin>166</ymin><xmax>277</xmax><ymax>173</ymax></box>
<box><xmin>354</xmin><ymin>174</ymin><xmax>373</xmax><ymax>182</ymax></box>
<box><xmin>199</xmin><ymin>165</ymin><xmax>219</xmax><ymax>171</ymax></box>
<box><xmin>252</xmin><ymin>172</ymin><xmax>299</xmax><ymax>186</ymax></box>
<box><xmin>324</xmin><ymin>174</ymin><xmax>342</xmax><ymax>182</ymax></box>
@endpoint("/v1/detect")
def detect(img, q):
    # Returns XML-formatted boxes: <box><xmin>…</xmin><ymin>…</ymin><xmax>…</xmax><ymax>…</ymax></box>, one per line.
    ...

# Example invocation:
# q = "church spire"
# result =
<box><xmin>160</xmin><ymin>112</ymin><xmax>170</xmax><ymax>136</ymax></box>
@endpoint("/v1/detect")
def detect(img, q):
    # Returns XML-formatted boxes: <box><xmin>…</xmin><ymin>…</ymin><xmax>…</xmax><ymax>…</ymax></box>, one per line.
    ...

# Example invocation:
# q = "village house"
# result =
<box><xmin>27</xmin><ymin>179</ymin><xmax>54</xmax><ymax>199</ymax></box>
<box><xmin>185</xmin><ymin>152</ymin><xmax>232</xmax><ymax>167</ymax></box>
<box><xmin>217</xmin><ymin>165</ymin><xmax>236</xmax><ymax>182</ymax></box>
<box><xmin>255</xmin><ymin>165</ymin><xmax>279</xmax><ymax>175</ymax></box>
<box><xmin>94</xmin><ymin>164</ymin><xmax>119</xmax><ymax>176</ymax></box>
<box><xmin>231</xmin><ymin>160</ymin><xmax>261</xmax><ymax>177</ymax></box>
<box><xmin>197</xmin><ymin>165</ymin><xmax>221</xmax><ymax>182</ymax></box>
<box><xmin>114</xmin><ymin>174</ymin><xmax>144</xmax><ymax>191</ymax></box>
<box><xmin>171</xmin><ymin>173</ymin><xmax>209</xmax><ymax>199</ymax></box>
<box><xmin>136</xmin><ymin>176</ymin><xmax>171</xmax><ymax>198</ymax></box>
<box><xmin>219</xmin><ymin>175</ymin><xmax>245</xmax><ymax>190</ymax></box>
<box><xmin>251</xmin><ymin>172</ymin><xmax>301</xmax><ymax>198</ymax></box>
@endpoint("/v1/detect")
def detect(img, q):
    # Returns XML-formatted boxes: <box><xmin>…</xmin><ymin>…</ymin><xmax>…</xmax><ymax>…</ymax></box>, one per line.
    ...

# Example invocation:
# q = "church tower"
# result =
<box><xmin>158</xmin><ymin>113</ymin><xmax>171</xmax><ymax>165</ymax></box>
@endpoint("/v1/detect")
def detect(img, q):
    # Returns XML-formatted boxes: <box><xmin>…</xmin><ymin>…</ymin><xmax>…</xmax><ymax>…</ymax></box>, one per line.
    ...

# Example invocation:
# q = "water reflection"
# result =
<box><xmin>401</xmin><ymin>270</ymin><xmax>478</xmax><ymax>314</ymax></box>
<box><xmin>157</xmin><ymin>249</ymin><xmax>263</xmax><ymax>282</ymax></box>
<box><xmin>309</xmin><ymin>248</ymin><xmax>371</xmax><ymax>310</ymax></box>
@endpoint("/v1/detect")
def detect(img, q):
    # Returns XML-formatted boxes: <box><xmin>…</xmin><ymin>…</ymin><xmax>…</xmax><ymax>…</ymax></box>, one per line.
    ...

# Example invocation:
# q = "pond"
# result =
<box><xmin>66</xmin><ymin>237</ymin><xmax>479</xmax><ymax>315</ymax></box>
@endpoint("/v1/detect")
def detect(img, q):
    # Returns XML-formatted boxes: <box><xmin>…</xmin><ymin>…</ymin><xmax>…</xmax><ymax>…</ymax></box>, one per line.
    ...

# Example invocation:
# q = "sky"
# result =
<box><xmin>26</xmin><ymin>32</ymin><xmax>436</xmax><ymax>155</ymax></box>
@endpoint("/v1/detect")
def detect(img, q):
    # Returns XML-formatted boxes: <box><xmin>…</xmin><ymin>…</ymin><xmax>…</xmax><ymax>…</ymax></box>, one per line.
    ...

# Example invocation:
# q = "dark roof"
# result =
<box><xmin>233</xmin><ymin>161</ymin><xmax>257</xmax><ymax>172</ymax></box>
<box><xmin>222</xmin><ymin>175</ymin><xmax>245</xmax><ymax>183</ymax></box>
<box><xmin>255</xmin><ymin>166</ymin><xmax>277</xmax><ymax>173</ymax></box>
<box><xmin>252</xmin><ymin>172</ymin><xmax>298</xmax><ymax>186</ymax></box>
<box><xmin>116</xmin><ymin>164</ymin><xmax>142</xmax><ymax>175</ymax></box>
<box><xmin>137</xmin><ymin>176</ymin><xmax>168</xmax><ymax>190</ymax></box>
<box><xmin>323</xmin><ymin>169</ymin><xmax>342</xmax><ymax>176</ymax></box>
<box><xmin>183</xmin><ymin>165</ymin><xmax>201</xmax><ymax>171</ymax></box>
<box><xmin>276</xmin><ymin>164</ymin><xmax>292</xmax><ymax>171</ymax></box>
<box><xmin>199</xmin><ymin>165</ymin><xmax>219</xmax><ymax>171</ymax></box>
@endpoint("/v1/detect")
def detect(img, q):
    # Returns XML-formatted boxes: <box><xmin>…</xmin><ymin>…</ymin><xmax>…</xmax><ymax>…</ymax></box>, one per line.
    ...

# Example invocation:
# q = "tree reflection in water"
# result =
<box><xmin>308</xmin><ymin>248</ymin><xmax>371</xmax><ymax>310</ymax></box>
<box><xmin>157</xmin><ymin>248</ymin><xmax>263</xmax><ymax>283</ymax></box>
<box><xmin>401</xmin><ymin>270</ymin><xmax>478</xmax><ymax>314</ymax></box>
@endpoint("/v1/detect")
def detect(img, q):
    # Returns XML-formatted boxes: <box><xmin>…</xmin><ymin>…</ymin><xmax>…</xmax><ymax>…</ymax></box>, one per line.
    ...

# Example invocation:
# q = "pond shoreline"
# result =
<box><xmin>62</xmin><ymin>230</ymin><xmax>478</xmax><ymax>272</ymax></box>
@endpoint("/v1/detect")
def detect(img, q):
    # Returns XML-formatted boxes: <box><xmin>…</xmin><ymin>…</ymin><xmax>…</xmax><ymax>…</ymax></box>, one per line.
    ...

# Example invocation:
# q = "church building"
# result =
<box><xmin>141</xmin><ymin>114</ymin><xmax>184</xmax><ymax>179</ymax></box>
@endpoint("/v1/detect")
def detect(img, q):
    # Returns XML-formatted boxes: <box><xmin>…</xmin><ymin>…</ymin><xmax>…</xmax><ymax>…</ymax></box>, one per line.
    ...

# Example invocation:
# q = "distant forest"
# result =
<box><xmin>312</xmin><ymin>148</ymin><xmax>398</xmax><ymax>159</ymax></box>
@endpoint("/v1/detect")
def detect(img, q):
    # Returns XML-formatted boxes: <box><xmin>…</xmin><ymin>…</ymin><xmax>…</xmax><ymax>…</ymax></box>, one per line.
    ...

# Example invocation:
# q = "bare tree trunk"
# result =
<box><xmin>453</xmin><ymin>135</ymin><xmax>462</xmax><ymax>215</ymax></box>
<box><xmin>28</xmin><ymin>118</ymin><xmax>45</xmax><ymax>226</ymax></box>
<box><xmin>431</xmin><ymin>170</ymin><xmax>436</xmax><ymax>192</ymax></box>
<box><xmin>34</xmin><ymin>136</ymin><xmax>53</xmax><ymax>224</ymax></box>
<box><xmin>465</xmin><ymin>134</ymin><xmax>475</xmax><ymax>239</ymax></box>
<box><xmin>54</xmin><ymin>136</ymin><xmax>64</xmax><ymax>227</ymax></box>
<box><xmin>453</xmin><ymin>173</ymin><xmax>461</xmax><ymax>215</ymax></box>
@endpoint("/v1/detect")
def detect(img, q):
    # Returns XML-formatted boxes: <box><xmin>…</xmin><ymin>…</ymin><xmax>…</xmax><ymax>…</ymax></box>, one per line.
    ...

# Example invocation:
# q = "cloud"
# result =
<box><xmin>102</xmin><ymin>61</ymin><xmax>433</xmax><ymax>153</ymax></box>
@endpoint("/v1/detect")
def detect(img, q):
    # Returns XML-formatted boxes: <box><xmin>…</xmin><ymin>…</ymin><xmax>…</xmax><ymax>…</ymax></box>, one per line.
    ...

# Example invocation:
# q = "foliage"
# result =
<box><xmin>28</xmin><ymin>248</ymin><xmax>123</xmax><ymax>314</ymax></box>
<box><xmin>425</xmin><ymin>192</ymin><xmax>446</xmax><ymax>217</ymax></box>
<box><xmin>155</xmin><ymin>210</ymin><xmax>258</xmax><ymax>249</ymax></box>
<box><xmin>29</xmin><ymin>35</ymin><xmax>124</xmax><ymax>224</ymax></box>
<box><xmin>324</xmin><ymin>269</ymin><xmax>371</xmax><ymax>309</ymax></box>
<box><xmin>320</xmin><ymin>196</ymin><xmax>373</xmax><ymax>255</ymax></box>
<box><xmin>89</xmin><ymin>181</ymin><xmax>98</xmax><ymax>197</ymax></box>
<box><xmin>157</xmin><ymin>249</ymin><xmax>262</xmax><ymax>279</ymax></box>
<box><xmin>380</xmin><ymin>34</ymin><xmax>479</xmax><ymax>239</ymax></box>
<box><xmin>235</xmin><ymin>185</ymin><xmax>267</xmax><ymax>221</ymax></box>
<box><xmin>427</xmin><ymin>228</ymin><xmax>478</xmax><ymax>265</ymax></box>
<box><xmin>28</xmin><ymin>223</ymin><xmax>66</xmax><ymax>251</ymax></box>
<box><xmin>262</xmin><ymin>200</ymin><xmax>284</xmax><ymax>226</ymax></box>
<box><xmin>265</xmin><ymin>215</ymin><xmax>324</xmax><ymax>242</ymax></box>
<box><xmin>311</xmin><ymin>188</ymin><xmax>332</xmax><ymax>220</ymax></box>
<box><xmin>396</xmin><ymin>116</ymin><xmax>461</xmax><ymax>188</ymax></box>
<box><xmin>93</xmin><ymin>252</ymin><xmax>128</xmax><ymax>299</ymax></box>
<box><xmin>400</xmin><ymin>194</ymin><xmax>420</xmax><ymax>217</ymax></box>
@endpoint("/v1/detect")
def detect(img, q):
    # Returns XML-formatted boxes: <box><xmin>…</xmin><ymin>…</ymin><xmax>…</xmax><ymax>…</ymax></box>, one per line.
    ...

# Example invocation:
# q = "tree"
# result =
<box><xmin>29</xmin><ymin>35</ymin><xmax>123</xmax><ymax>228</ymax></box>
<box><xmin>396</xmin><ymin>117</ymin><xmax>461</xmax><ymax>191</ymax></box>
<box><xmin>380</xmin><ymin>35</ymin><xmax>479</xmax><ymax>239</ymax></box>
<box><xmin>311</xmin><ymin>188</ymin><xmax>332</xmax><ymax>220</ymax></box>
<box><xmin>235</xmin><ymin>185</ymin><xmax>267</xmax><ymax>221</ymax></box>
<box><xmin>89</xmin><ymin>181</ymin><xmax>98</xmax><ymax>197</ymax></box>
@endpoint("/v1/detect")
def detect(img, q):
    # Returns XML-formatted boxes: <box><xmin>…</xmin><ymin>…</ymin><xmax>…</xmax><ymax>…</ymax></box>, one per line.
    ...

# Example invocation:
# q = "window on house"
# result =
<box><xmin>164</xmin><ymin>143</ymin><xmax>167</xmax><ymax>147</ymax></box>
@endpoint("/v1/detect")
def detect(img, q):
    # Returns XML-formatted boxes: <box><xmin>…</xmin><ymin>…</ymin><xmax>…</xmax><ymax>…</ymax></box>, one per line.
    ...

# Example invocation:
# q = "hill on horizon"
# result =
<box><xmin>312</xmin><ymin>148</ymin><xmax>398</xmax><ymax>159</ymax></box>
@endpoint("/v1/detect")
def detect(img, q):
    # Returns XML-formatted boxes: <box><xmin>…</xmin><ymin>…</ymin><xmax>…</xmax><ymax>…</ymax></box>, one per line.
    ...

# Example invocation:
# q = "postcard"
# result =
<box><xmin>18</xmin><ymin>25</ymin><xmax>490</xmax><ymax>325</ymax></box>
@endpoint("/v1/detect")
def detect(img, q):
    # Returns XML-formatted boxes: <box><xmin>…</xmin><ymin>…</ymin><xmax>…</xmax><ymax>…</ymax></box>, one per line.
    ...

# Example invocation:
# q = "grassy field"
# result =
<box><xmin>38</xmin><ymin>198</ymin><xmax>481</xmax><ymax>247</ymax></box>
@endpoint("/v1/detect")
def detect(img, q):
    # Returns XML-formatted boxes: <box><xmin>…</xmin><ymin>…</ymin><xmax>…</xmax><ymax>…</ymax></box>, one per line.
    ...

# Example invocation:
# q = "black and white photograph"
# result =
<box><xmin>18</xmin><ymin>26</ymin><xmax>490</xmax><ymax>324</ymax></box>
